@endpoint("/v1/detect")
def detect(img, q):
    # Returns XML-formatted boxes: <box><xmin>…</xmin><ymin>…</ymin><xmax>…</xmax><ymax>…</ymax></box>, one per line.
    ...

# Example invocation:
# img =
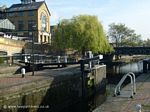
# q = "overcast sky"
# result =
<box><xmin>1</xmin><ymin>0</ymin><xmax>150</xmax><ymax>40</ymax></box>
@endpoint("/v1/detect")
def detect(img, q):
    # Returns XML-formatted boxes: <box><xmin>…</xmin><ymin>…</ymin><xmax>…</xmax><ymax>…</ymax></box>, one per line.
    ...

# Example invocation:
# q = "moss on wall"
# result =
<box><xmin>0</xmin><ymin>65</ymin><xmax>106</xmax><ymax>112</ymax></box>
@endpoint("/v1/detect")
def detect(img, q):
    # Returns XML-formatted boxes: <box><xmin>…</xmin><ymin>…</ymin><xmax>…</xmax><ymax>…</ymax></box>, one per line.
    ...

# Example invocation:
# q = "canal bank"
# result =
<box><xmin>0</xmin><ymin>65</ymin><xmax>106</xmax><ymax>112</ymax></box>
<box><xmin>93</xmin><ymin>73</ymin><xmax>150</xmax><ymax>112</ymax></box>
<box><xmin>92</xmin><ymin>58</ymin><xmax>150</xmax><ymax>112</ymax></box>
<box><xmin>114</xmin><ymin>55</ymin><xmax>150</xmax><ymax>63</ymax></box>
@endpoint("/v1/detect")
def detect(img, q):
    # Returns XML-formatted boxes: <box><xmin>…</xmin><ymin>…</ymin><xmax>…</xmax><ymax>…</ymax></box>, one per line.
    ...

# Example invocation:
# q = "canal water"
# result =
<box><xmin>106</xmin><ymin>61</ymin><xmax>143</xmax><ymax>84</ymax></box>
<box><xmin>91</xmin><ymin>61</ymin><xmax>144</xmax><ymax>111</ymax></box>
<box><xmin>61</xmin><ymin>61</ymin><xmax>144</xmax><ymax>112</ymax></box>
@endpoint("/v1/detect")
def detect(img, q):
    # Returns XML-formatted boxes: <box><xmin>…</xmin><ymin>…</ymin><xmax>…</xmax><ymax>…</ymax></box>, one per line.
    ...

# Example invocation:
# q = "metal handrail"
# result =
<box><xmin>129</xmin><ymin>72</ymin><xmax>136</xmax><ymax>94</ymax></box>
<box><xmin>114</xmin><ymin>72</ymin><xmax>136</xmax><ymax>98</ymax></box>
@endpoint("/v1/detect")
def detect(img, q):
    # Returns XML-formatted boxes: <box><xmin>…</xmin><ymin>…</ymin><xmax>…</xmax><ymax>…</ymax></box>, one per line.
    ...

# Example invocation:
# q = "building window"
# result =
<box><xmin>40</xmin><ymin>13</ymin><xmax>47</xmax><ymax>31</ymax></box>
<box><xmin>44</xmin><ymin>35</ymin><xmax>46</xmax><ymax>42</ymax></box>
<box><xmin>8</xmin><ymin>13</ymin><xmax>15</xmax><ymax>17</ymax></box>
<box><xmin>18</xmin><ymin>12</ymin><xmax>24</xmax><ymax>16</ymax></box>
<box><xmin>18</xmin><ymin>20</ymin><xmax>24</xmax><ymax>30</ymax></box>
<box><xmin>28</xmin><ymin>20</ymin><xmax>36</xmax><ymax>31</ymax></box>
<box><xmin>40</xmin><ymin>35</ymin><xmax>42</xmax><ymax>43</ymax></box>
<box><xmin>28</xmin><ymin>11</ymin><xmax>34</xmax><ymax>16</ymax></box>
<box><xmin>0</xmin><ymin>13</ymin><xmax>2</xmax><ymax>18</ymax></box>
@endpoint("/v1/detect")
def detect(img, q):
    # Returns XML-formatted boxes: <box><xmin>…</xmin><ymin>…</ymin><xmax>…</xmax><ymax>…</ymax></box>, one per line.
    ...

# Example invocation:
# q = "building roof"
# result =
<box><xmin>7</xmin><ymin>1</ymin><xmax>44</xmax><ymax>12</ymax></box>
<box><xmin>0</xmin><ymin>19</ymin><xmax>15</xmax><ymax>30</ymax></box>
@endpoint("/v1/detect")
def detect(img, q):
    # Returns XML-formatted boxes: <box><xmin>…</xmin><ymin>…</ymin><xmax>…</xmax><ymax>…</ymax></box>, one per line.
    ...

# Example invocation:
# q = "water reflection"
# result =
<box><xmin>115</xmin><ymin>61</ymin><xmax>143</xmax><ymax>74</ymax></box>
<box><xmin>107</xmin><ymin>61</ymin><xmax>143</xmax><ymax>84</ymax></box>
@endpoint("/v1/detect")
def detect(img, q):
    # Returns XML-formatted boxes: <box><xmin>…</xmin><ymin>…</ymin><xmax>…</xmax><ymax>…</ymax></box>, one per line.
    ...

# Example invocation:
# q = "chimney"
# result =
<box><xmin>21</xmin><ymin>0</ymin><xmax>36</xmax><ymax>4</ymax></box>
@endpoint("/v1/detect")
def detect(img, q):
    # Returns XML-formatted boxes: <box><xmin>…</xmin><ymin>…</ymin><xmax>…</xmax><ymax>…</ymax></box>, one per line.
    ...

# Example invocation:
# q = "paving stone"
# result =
<box><xmin>93</xmin><ymin>73</ymin><xmax>150</xmax><ymax>112</ymax></box>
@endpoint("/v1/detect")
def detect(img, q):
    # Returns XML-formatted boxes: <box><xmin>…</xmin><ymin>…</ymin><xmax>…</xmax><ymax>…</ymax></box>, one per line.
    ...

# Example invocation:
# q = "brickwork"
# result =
<box><xmin>0</xmin><ymin>37</ymin><xmax>50</xmax><ymax>55</ymax></box>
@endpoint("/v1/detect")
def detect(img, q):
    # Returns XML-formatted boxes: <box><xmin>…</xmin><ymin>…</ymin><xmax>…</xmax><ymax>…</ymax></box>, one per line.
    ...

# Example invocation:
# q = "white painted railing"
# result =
<box><xmin>114</xmin><ymin>72</ymin><xmax>136</xmax><ymax>98</ymax></box>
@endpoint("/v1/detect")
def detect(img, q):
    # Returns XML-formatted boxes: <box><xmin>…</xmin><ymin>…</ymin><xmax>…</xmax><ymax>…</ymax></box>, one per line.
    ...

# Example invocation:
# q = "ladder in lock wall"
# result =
<box><xmin>114</xmin><ymin>72</ymin><xmax>136</xmax><ymax>98</ymax></box>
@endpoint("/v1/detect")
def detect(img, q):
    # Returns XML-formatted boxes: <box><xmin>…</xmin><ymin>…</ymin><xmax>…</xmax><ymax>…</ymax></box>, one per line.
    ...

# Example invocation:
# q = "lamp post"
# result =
<box><xmin>32</xmin><ymin>25</ymin><xmax>36</xmax><ymax>76</ymax></box>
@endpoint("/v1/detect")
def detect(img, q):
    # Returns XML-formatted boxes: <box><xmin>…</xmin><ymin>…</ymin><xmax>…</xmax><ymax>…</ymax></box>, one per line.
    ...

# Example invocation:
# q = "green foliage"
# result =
<box><xmin>121</xmin><ymin>33</ymin><xmax>143</xmax><ymax>46</ymax></box>
<box><xmin>0</xmin><ymin>57</ymin><xmax>4</xmax><ymax>63</ymax></box>
<box><xmin>53</xmin><ymin>15</ymin><xmax>113</xmax><ymax>55</ymax></box>
<box><xmin>108</xmin><ymin>23</ymin><xmax>142</xmax><ymax>47</ymax></box>
<box><xmin>143</xmin><ymin>39</ymin><xmax>150</xmax><ymax>47</ymax></box>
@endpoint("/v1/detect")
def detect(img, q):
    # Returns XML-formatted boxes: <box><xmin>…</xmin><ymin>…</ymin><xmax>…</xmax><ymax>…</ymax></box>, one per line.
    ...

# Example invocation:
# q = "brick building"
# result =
<box><xmin>6</xmin><ymin>0</ymin><xmax>51</xmax><ymax>43</ymax></box>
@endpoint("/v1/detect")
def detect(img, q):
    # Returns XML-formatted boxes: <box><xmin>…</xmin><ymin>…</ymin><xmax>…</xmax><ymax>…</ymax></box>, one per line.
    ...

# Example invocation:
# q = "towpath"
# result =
<box><xmin>93</xmin><ymin>73</ymin><xmax>150</xmax><ymax>112</ymax></box>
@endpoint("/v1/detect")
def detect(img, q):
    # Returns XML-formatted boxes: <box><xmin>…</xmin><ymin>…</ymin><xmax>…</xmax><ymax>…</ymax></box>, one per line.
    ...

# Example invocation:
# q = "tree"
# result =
<box><xmin>121</xmin><ymin>33</ymin><xmax>143</xmax><ymax>46</ymax></box>
<box><xmin>108</xmin><ymin>23</ymin><xmax>142</xmax><ymax>47</ymax></box>
<box><xmin>53</xmin><ymin>15</ymin><xmax>113</xmax><ymax>55</ymax></box>
<box><xmin>143</xmin><ymin>39</ymin><xmax>150</xmax><ymax>47</ymax></box>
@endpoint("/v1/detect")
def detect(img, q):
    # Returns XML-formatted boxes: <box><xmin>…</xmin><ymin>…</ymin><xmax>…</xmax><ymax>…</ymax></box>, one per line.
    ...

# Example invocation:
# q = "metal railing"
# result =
<box><xmin>114</xmin><ymin>72</ymin><xmax>136</xmax><ymax>98</ymax></box>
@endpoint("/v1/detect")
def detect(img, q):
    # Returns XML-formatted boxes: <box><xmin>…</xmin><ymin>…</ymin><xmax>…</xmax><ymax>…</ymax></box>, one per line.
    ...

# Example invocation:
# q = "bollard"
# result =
<box><xmin>28</xmin><ymin>56</ymin><xmax>31</xmax><ymax>63</ymax></box>
<box><xmin>9</xmin><ymin>56</ymin><xmax>13</xmax><ymax>66</ymax></box>
<box><xmin>9</xmin><ymin>63</ymin><xmax>12</xmax><ymax>66</ymax></box>
<box><xmin>63</xmin><ymin>56</ymin><xmax>68</xmax><ymax>67</ymax></box>
<box><xmin>57</xmin><ymin>56</ymin><xmax>61</xmax><ymax>67</ymax></box>
<box><xmin>64</xmin><ymin>56</ymin><xmax>68</xmax><ymax>63</ymax></box>
<box><xmin>135</xmin><ymin>104</ymin><xmax>142</xmax><ymax>112</ymax></box>
<box><xmin>25</xmin><ymin>56</ymin><xmax>28</xmax><ymax>63</ymax></box>
<box><xmin>57</xmin><ymin>56</ymin><xmax>60</xmax><ymax>63</ymax></box>
<box><xmin>21</xmin><ymin>68</ymin><xmax>26</xmax><ymax>78</ymax></box>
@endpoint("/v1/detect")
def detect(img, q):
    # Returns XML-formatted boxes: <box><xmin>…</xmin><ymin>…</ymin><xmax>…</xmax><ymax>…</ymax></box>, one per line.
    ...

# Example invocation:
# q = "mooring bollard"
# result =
<box><xmin>25</xmin><ymin>56</ymin><xmax>28</xmax><ymax>63</ymax></box>
<box><xmin>135</xmin><ymin>104</ymin><xmax>142</xmax><ymax>112</ymax></box>
<box><xmin>63</xmin><ymin>56</ymin><xmax>68</xmax><ymax>67</ymax></box>
<box><xmin>21</xmin><ymin>68</ymin><xmax>26</xmax><ymax>78</ymax></box>
<box><xmin>57</xmin><ymin>56</ymin><xmax>61</xmax><ymax>67</ymax></box>
<box><xmin>9</xmin><ymin>63</ymin><xmax>12</xmax><ymax>66</ymax></box>
<box><xmin>64</xmin><ymin>56</ymin><xmax>68</xmax><ymax>63</ymax></box>
<box><xmin>57</xmin><ymin>56</ymin><xmax>60</xmax><ymax>63</ymax></box>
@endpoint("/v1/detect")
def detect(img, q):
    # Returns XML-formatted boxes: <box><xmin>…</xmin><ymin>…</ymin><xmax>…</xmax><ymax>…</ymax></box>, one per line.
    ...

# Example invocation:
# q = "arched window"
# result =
<box><xmin>40</xmin><ymin>13</ymin><xmax>47</xmax><ymax>31</ymax></box>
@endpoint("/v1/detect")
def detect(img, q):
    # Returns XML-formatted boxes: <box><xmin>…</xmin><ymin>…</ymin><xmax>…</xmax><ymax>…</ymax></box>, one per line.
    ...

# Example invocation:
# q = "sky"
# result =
<box><xmin>0</xmin><ymin>0</ymin><xmax>150</xmax><ymax>40</ymax></box>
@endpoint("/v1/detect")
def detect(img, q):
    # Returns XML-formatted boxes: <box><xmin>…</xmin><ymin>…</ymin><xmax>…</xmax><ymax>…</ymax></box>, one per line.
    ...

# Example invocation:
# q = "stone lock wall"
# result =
<box><xmin>85</xmin><ymin>65</ymin><xmax>107</xmax><ymax>110</ymax></box>
<box><xmin>0</xmin><ymin>74</ymin><xmax>82</xmax><ymax>112</ymax></box>
<box><xmin>0</xmin><ymin>65</ymin><xmax>106</xmax><ymax>112</ymax></box>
